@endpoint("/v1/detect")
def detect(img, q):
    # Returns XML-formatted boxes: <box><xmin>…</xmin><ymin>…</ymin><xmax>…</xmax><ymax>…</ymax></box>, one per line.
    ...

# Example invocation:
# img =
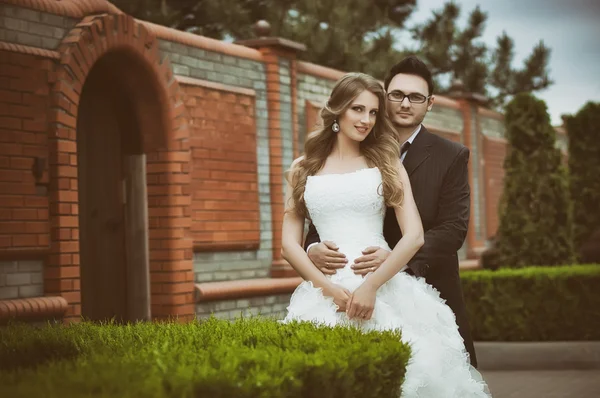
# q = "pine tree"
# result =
<box><xmin>111</xmin><ymin>0</ymin><xmax>416</xmax><ymax>79</ymax></box>
<box><xmin>258</xmin><ymin>0</ymin><xmax>416</xmax><ymax>79</ymax></box>
<box><xmin>489</xmin><ymin>32</ymin><xmax>552</xmax><ymax>107</ymax></box>
<box><xmin>564</xmin><ymin>102</ymin><xmax>600</xmax><ymax>261</ymax></box>
<box><xmin>110</xmin><ymin>0</ymin><xmax>256</xmax><ymax>37</ymax></box>
<box><xmin>113</xmin><ymin>1</ymin><xmax>552</xmax><ymax>105</ymax></box>
<box><xmin>411</xmin><ymin>2</ymin><xmax>552</xmax><ymax>107</ymax></box>
<box><xmin>495</xmin><ymin>93</ymin><xmax>574</xmax><ymax>267</ymax></box>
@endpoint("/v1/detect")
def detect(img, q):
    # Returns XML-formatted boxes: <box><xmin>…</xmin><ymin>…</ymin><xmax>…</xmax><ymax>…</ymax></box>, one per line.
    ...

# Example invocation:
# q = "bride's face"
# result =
<box><xmin>337</xmin><ymin>90</ymin><xmax>379</xmax><ymax>143</ymax></box>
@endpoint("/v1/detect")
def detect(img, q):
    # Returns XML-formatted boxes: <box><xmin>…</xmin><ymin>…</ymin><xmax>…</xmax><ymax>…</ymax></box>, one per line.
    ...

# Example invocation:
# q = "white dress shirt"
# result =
<box><xmin>401</xmin><ymin>125</ymin><xmax>422</xmax><ymax>162</ymax></box>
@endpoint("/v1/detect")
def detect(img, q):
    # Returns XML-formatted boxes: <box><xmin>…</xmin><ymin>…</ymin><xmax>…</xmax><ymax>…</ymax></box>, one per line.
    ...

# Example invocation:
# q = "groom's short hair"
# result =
<box><xmin>384</xmin><ymin>56</ymin><xmax>434</xmax><ymax>95</ymax></box>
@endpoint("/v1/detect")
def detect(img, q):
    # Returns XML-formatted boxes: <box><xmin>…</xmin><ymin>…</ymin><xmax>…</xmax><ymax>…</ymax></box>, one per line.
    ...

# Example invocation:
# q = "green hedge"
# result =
<box><xmin>0</xmin><ymin>317</ymin><xmax>410</xmax><ymax>398</ymax></box>
<box><xmin>462</xmin><ymin>264</ymin><xmax>600</xmax><ymax>341</ymax></box>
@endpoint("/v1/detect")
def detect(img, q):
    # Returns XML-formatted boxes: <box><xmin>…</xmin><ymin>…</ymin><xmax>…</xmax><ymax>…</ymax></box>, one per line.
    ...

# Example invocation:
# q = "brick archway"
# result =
<box><xmin>47</xmin><ymin>14</ymin><xmax>194</xmax><ymax>322</ymax></box>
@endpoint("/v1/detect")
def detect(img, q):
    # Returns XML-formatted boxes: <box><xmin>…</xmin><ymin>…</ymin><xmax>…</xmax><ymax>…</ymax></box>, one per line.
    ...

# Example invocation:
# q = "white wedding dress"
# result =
<box><xmin>283</xmin><ymin>167</ymin><xmax>490</xmax><ymax>397</ymax></box>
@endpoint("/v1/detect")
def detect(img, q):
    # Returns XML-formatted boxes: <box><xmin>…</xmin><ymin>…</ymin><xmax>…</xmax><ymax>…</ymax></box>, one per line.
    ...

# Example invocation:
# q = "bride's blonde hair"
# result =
<box><xmin>289</xmin><ymin>72</ymin><xmax>403</xmax><ymax>219</ymax></box>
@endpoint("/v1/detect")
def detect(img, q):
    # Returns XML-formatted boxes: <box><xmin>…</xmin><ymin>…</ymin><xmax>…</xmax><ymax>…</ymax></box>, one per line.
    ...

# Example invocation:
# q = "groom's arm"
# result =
<box><xmin>303</xmin><ymin>222</ymin><xmax>321</xmax><ymax>251</ymax></box>
<box><xmin>304</xmin><ymin>222</ymin><xmax>347</xmax><ymax>274</ymax></box>
<box><xmin>408</xmin><ymin>147</ymin><xmax>470</xmax><ymax>275</ymax></box>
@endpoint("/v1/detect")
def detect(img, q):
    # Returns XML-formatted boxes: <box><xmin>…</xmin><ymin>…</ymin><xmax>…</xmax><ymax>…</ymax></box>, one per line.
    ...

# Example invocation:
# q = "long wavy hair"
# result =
<box><xmin>290</xmin><ymin>72</ymin><xmax>403</xmax><ymax>219</ymax></box>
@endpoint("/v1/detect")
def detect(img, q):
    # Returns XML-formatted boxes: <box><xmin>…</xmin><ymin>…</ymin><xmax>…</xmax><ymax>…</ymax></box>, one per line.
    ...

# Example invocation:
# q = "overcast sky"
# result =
<box><xmin>404</xmin><ymin>0</ymin><xmax>600</xmax><ymax>125</ymax></box>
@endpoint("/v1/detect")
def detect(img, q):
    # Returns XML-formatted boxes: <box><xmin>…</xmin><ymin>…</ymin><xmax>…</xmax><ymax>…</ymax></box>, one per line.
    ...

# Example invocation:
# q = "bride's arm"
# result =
<box><xmin>363</xmin><ymin>161</ymin><xmax>425</xmax><ymax>290</ymax></box>
<box><xmin>280</xmin><ymin>159</ymin><xmax>337</xmax><ymax>292</ymax></box>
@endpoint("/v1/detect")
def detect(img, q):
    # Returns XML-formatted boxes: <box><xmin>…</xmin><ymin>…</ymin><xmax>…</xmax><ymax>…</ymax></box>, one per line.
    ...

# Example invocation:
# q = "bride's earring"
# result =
<box><xmin>332</xmin><ymin>120</ymin><xmax>340</xmax><ymax>133</ymax></box>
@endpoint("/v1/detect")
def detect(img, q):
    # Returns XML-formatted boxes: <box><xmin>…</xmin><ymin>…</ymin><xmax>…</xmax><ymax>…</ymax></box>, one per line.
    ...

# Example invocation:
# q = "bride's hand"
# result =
<box><xmin>346</xmin><ymin>283</ymin><xmax>377</xmax><ymax>321</ymax></box>
<box><xmin>323</xmin><ymin>284</ymin><xmax>352</xmax><ymax>312</ymax></box>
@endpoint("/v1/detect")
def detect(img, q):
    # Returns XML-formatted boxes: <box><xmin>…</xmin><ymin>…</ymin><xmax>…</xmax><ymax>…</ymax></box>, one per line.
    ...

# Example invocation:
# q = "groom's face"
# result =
<box><xmin>386</xmin><ymin>73</ymin><xmax>434</xmax><ymax>129</ymax></box>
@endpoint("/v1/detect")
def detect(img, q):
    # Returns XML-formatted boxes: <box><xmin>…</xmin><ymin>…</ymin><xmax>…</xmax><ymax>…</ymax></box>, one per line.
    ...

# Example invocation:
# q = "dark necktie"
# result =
<box><xmin>401</xmin><ymin>141</ymin><xmax>411</xmax><ymax>157</ymax></box>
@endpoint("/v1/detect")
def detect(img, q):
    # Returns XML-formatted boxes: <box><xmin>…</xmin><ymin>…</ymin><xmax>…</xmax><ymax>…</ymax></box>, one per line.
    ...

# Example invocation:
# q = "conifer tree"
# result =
<box><xmin>564</xmin><ymin>102</ymin><xmax>600</xmax><ymax>262</ymax></box>
<box><xmin>113</xmin><ymin>1</ymin><xmax>553</xmax><ymax>105</ymax></box>
<box><xmin>411</xmin><ymin>2</ymin><xmax>552</xmax><ymax>107</ymax></box>
<box><xmin>495</xmin><ymin>93</ymin><xmax>574</xmax><ymax>267</ymax></box>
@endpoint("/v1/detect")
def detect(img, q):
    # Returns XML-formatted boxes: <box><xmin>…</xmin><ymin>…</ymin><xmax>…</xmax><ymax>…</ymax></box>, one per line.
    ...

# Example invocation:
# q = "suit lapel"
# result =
<box><xmin>403</xmin><ymin>125</ymin><xmax>432</xmax><ymax>176</ymax></box>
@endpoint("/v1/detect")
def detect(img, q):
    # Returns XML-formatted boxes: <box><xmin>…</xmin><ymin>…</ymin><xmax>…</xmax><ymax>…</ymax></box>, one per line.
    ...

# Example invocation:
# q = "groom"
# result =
<box><xmin>304</xmin><ymin>56</ymin><xmax>477</xmax><ymax>367</ymax></box>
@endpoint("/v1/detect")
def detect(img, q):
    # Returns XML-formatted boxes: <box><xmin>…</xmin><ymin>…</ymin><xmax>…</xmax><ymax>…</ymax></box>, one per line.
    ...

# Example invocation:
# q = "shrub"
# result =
<box><xmin>495</xmin><ymin>93</ymin><xmax>574</xmax><ymax>267</ymax></box>
<box><xmin>580</xmin><ymin>228</ymin><xmax>600</xmax><ymax>264</ymax></box>
<box><xmin>564</xmin><ymin>101</ymin><xmax>600</xmax><ymax>262</ymax></box>
<box><xmin>462</xmin><ymin>264</ymin><xmax>600</xmax><ymax>341</ymax></box>
<box><xmin>480</xmin><ymin>236</ymin><xmax>500</xmax><ymax>270</ymax></box>
<box><xmin>0</xmin><ymin>317</ymin><xmax>410</xmax><ymax>398</ymax></box>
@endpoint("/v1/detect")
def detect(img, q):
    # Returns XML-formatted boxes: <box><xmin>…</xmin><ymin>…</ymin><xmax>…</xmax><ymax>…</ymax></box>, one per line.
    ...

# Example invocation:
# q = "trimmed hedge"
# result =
<box><xmin>0</xmin><ymin>317</ymin><xmax>410</xmax><ymax>398</ymax></box>
<box><xmin>462</xmin><ymin>264</ymin><xmax>600</xmax><ymax>341</ymax></box>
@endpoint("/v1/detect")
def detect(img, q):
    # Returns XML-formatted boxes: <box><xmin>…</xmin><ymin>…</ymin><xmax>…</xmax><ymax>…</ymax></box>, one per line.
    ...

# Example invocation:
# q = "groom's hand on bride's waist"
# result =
<box><xmin>307</xmin><ymin>241</ymin><xmax>347</xmax><ymax>275</ymax></box>
<box><xmin>352</xmin><ymin>246</ymin><xmax>391</xmax><ymax>276</ymax></box>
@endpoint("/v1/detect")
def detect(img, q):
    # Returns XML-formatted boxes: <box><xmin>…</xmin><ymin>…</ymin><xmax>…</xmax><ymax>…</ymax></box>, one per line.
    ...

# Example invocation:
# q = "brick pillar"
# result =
<box><xmin>236</xmin><ymin>36</ymin><xmax>305</xmax><ymax>277</ymax></box>
<box><xmin>450</xmin><ymin>88</ymin><xmax>489</xmax><ymax>259</ymax></box>
<box><xmin>291</xmin><ymin>60</ymin><xmax>300</xmax><ymax>158</ymax></box>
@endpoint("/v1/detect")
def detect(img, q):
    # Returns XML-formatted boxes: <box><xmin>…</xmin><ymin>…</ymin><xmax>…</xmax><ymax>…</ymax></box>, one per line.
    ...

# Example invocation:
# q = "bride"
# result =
<box><xmin>280</xmin><ymin>72</ymin><xmax>490</xmax><ymax>397</ymax></box>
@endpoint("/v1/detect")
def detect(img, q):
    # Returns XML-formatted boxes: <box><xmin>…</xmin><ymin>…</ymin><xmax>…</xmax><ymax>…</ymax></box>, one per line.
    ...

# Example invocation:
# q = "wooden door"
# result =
<box><xmin>77</xmin><ymin>74</ymin><xmax>128</xmax><ymax>322</ymax></box>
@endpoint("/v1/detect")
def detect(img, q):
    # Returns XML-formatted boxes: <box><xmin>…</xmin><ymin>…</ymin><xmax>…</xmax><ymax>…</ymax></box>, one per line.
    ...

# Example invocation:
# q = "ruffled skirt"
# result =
<box><xmin>283</xmin><ymin>270</ymin><xmax>491</xmax><ymax>397</ymax></box>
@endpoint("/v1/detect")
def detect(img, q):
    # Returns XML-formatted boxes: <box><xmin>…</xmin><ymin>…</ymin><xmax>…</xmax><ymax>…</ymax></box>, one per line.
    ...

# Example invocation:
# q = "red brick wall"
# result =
<box><xmin>483</xmin><ymin>136</ymin><xmax>508</xmax><ymax>238</ymax></box>
<box><xmin>0</xmin><ymin>50</ymin><xmax>51</xmax><ymax>251</ymax></box>
<box><xmin>184</xmin><ymin>84</ymin><xmax>260</xmax><ymax>250</ymax></box>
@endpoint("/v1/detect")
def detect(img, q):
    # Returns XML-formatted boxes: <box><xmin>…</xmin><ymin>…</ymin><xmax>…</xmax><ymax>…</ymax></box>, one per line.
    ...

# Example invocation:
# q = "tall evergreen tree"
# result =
<box><xmin>271</xmin><ymin>0</ymin><xmax>415</xmax><ymax>79</ymax></box>
<box><xmin>112</xmin><ymin>1</ymin><xmax>553</xmax><ymax>104</ymax></box>
<box><xmin>110</xmin><ymin>0</ymin><xmax>256</xmax><ymax>37</ymax></box>
<box><xmin>495</xmin><ymin>93</ymin><xmax>574</xmax><ymax>268</ymax></box>
<box><xmin>111</xmin><ymin>0</ymin><xmax>416</xmax><ymax>79</ymax></box>
<box><xmin>411</xmin><ymin>2</ymin><xmax>552</xmax><ymax>107</ymax></box>
<box><xmin>564</xmin><ymin>102</ymin><xmax>600</xmax><ymax>261</ymax></box>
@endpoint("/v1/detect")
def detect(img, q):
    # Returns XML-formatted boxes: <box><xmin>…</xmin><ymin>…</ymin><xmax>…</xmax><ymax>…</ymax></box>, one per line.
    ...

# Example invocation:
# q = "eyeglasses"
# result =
<box><xmin>387</xmin><ymin>90</ymin><xmax>430</xmax><ymax>104</ymax></box>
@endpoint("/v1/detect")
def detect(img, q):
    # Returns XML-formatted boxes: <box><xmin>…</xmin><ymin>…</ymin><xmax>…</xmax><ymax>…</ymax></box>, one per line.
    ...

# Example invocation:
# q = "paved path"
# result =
<box><xmin>481</xmin><ymin>370</ymin><xmax>600</xmax><ymax>398</ymax></box>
